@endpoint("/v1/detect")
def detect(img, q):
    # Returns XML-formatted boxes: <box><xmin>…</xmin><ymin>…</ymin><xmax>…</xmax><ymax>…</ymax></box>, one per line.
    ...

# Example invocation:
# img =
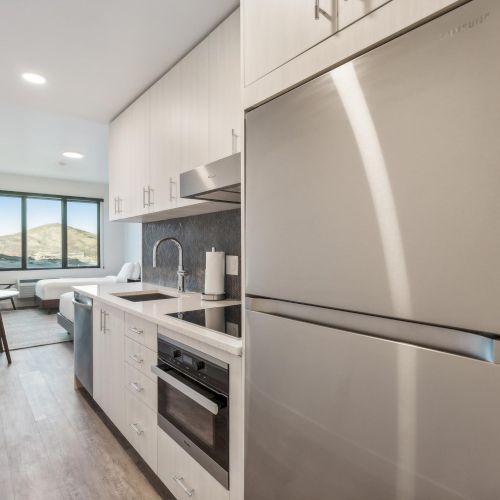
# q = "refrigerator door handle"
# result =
<box><xmin>246</xmin><ymin>297</ymin><xmax>496</xmax><ymax>363</ymax></box>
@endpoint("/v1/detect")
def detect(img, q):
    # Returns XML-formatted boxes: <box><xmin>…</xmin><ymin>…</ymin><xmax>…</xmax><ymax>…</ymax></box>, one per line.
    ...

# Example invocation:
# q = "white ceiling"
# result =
<box><xmin>0</xmin><ymin>0</ymin><xmax>239</xmax><ymax>183</ymax></box>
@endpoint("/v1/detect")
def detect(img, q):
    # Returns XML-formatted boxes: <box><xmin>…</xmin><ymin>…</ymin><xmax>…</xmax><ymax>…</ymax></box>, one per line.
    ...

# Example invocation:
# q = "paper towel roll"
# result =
<box><xmin>204</xmin><ymin>248</ymin><xmax>225</xmax><ymax>295</ymax></box>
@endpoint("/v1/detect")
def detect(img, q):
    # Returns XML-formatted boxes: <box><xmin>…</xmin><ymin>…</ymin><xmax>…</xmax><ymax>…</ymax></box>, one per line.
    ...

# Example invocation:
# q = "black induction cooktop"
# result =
<box><xmin>167</xmin><ymin>304</ymin><xmax>241</xmax><ymax>338</ymax></box>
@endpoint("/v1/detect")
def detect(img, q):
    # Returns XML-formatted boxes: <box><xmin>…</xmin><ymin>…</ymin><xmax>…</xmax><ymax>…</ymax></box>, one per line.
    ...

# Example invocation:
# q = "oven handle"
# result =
<box><xmin>151</xmin><ymin>365</ymin><xmax>220</xmax><ymax>415</ymax></box>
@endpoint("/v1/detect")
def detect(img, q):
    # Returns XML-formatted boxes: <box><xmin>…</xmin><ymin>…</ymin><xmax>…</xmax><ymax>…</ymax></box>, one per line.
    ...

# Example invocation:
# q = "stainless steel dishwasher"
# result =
<box><xmin>73</xmin><ymin>291</ymin><xmax>93</xmax><ymax>395</ymax></box>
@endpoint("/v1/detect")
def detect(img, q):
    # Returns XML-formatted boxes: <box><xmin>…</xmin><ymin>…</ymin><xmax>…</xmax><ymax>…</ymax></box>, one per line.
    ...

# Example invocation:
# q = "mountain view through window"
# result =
<box><xmin>0</xmin><ymin>194</ymin><xmax>100</xmax><ymax>269</ymax></box>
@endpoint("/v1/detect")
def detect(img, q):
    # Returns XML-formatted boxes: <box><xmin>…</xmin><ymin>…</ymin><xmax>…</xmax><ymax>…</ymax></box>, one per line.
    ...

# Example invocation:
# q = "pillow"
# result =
<box><xmin>117</xmin><ymin>262</ymin><xmax>135</xmax><ymax>283</ymax></box>
<box><xmin>131</xmin><ymin>262</ymin><xmax>141</xmax><ymax>281</ymax></box>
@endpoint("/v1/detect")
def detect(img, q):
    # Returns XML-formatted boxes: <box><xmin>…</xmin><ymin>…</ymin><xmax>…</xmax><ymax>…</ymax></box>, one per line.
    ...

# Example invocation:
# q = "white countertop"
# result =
<box><xmin>73</xmin><ymin>282</ymin><xmax>242</xmax><ymax>356</ymax></box>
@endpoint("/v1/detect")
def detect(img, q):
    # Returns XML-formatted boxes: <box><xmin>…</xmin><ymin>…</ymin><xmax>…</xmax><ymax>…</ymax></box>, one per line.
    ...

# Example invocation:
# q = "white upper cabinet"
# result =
<box><xmin>243</xmin><ymin>0</ymin><xmax>338</xmax><ymax>85</ymax></box>
<box><xmin>108</xmin><ymin>112</ymin><xmax>124</xmax><ymax>221</ymax></box>
<box><xmin>149</xmin><ymin>69</ymin><xmax>178</xmax><ymax>213</ymax></box>
<box><xmin>109</xmin><ymin>9</ymin><xmax>241</xmax><ymax>221</ymax></box>
<box><xmin>338</xmin><ymin>0</ymin><xmax>392</xmax><ymax>30</ymax></box>
<box><xmin>179</xmin><ymin>38</ymin><xmax>210</xmax><ymax>174</ymax></box>
<box><xmin>125</xmin><ymin>93</ymin><xmax>150</xmax><ymax>217</ymax></box>
<box><xmin>208</xmin><ymin>10</ymin><xmax>241</xmax><ymax>163</ymax></box>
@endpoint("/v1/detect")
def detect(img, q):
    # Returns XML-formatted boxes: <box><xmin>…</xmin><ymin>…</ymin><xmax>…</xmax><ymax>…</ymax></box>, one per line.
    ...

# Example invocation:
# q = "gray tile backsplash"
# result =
<box><xmin>142</xmin><ymin>209</ymin><xmax>241</xmax><ymax>299</ymax></box>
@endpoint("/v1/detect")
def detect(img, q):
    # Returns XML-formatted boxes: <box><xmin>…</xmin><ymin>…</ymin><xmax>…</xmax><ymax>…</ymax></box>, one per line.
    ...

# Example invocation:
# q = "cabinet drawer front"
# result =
<box><xmin>157</xmin><ymin>427</ymin><xmax>229</xmax><ymax>500</ymax></box>
<box><xmin>125</xmin><ymin>313</ymin><xmax>157</xmax><ymax>351</ymax></box>
<box><xmin>125</xmin><ymin>336</ymin><xmax>157</xmax><ymax>382</ymax></box>
<box><xmin>126</xmin><ymin>391</ymin><xmax>158</xmax><ymax>472</ymax></box>
<box><xmin>125</xmin><ymin>363</ymin><xmax>157</xmax><ymax>412</ymax></box>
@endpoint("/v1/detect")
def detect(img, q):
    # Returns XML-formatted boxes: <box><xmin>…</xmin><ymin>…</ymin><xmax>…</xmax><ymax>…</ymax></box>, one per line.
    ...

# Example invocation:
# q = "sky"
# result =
<box><xmin>0</xmin><ymin>196</ymin><xmax>98</xmax><ymax>236</ymax></box>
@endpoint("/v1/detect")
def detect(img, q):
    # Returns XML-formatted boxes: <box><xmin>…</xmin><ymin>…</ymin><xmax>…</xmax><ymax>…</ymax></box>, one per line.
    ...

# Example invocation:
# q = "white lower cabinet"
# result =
<box><xmin>125</xmin><ymin>313</ymin><xmax>158</xmax><ymax>352</ymax></box>
<box><xmin>158</xmin><ymin>427</ymin><xmax>229</xmax><ymax>500</ymax></box>
<box><xmin>92</xmin><ymin>302</ymin><xmax>126</xmax><ymax>435</ymax></box>
<box><xmin>125</xmin><ymin>336</ymin><xmax>157</xmax><ymax>381</ymax></box>
<box><xmin>126</xmin><ymin>390</ymin><xmax>158</xmax><ymax>472</ymax></box>
<box><xmin>125</xmin><ymin>362</ymin><xmax>157</xmax><ymax>412</ymax></box>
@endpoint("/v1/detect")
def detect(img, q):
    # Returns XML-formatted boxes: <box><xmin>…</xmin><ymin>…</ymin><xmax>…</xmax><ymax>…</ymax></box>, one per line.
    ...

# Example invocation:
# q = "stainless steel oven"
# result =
<box><xmin>152</xmin><ymin>336</ymin><xmax>229</xmax><ymax>488</ymax></box>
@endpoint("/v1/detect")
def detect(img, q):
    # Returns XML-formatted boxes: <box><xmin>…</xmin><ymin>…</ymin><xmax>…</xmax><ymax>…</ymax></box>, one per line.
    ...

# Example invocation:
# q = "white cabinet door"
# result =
<box><xmin>92</xmin><ymin>304</ymin><xmax>106</xmax><ymax>408</ymax></box>
<box><xmin>126</xmin><ymin>390</ymin><xmax>157</xmax><ymax>472</ymax></box>
<box><xmin>243</xmin><ymin>0</ymin><xmax>338</xmax><ymax>85</ymax></box>
<box><xmin>108</xmin><ymin>115</ymin><xmax>121</xmax><ymax>221</ymax></box>
<box><xmin>120</xmin><ymin>93</ymin><xmax>150</xmax><ymax>218</ymax></box>
<box><xmin>149</xmin><ymin>71</ymin><xmax>178</xmax><ymax>213</ymax></box>
<box><xmin>180</xmin><ymin>38</ymin><xmax>209</xmax><ymax>174</ymax></box>
<box><xmin>93</xmin><ymin>302</ymin><xmax>125</xmax><ymax>433</ymax></box>
<box><xmin>103</xmin><ymin>304</ymin><xmax>126</xmax><ymax>434</ymax></box>
<box><xmin>208</xmin><ymin>9</ymin><xmax>241</xmax><ymax>164</ymax></box>
<box><xmin>338</xmin><ymin>0</ymin><xmax>391</xmax><ymax>29</ymax></box>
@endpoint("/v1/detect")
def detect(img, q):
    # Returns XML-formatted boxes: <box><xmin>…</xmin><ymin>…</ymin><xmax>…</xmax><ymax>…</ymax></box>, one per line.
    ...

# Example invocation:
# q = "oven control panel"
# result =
<box><xmin>159</xmin><ymin>338</ymin><xmax>229</xmax><ymax>395</ymax></box>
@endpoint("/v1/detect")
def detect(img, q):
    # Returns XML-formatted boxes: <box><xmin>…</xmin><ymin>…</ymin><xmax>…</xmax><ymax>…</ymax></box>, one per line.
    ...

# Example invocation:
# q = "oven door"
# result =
<box><xmin>152</xmin><ymin>363</ymin><xmax>229</xmax><ymax>488</ymax></box>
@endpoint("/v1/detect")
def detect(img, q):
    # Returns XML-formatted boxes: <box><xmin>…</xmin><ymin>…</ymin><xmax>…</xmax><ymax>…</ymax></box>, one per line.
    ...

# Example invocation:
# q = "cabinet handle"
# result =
<box><xmin>129</xmin><ymin>327</ymin><xmax>143</xmax><ymax>335</ymax></box>
<box><xmin>113</xmin><ymin>197</ymin><xmax>117</xmax><ymax>215</ymax></box>
<box><xmin>143</xmin><ymin>186</ymin><xmax>148</xmax><ymax>208</ymax></box>
<box><xmin>130</xmin><ymin>354</ymin><xmax>143</xmax><ymax>364</ymax></box>
<box><xmin>169</xmin><ymin>177</ymin><xmax>176</xmax><ymax>201</ymax></box>
<box><xmin>100</xmin><ymin>309</ymin><xmax>103</xmax><ymax>332</ymax></box>
<box><xmin>314</xmin><ymin>0</ymin><xmax>320</xmax><ymax>19</ymax></box>
<box><xmin>129</xmin><ymin>382</ymin><xmax>143</xmax><ymax>393</ymax></box>
<box><xmin>148</xmin><ymin>186</ymin><xmax>154</xmax><ymax>207</ymax></box>
<box><xmin>117</xmin><ymin>197</ymin><xmax>122</xmax><ymax>214</ymax></box>
<box><xmin>231</xmin><ymin>128</ymin><xmax>239</xmax><ymax>154</ymax></box>
<box><xmin>173</xmin><ymin>476</ymin><xmax>194</xmax><ymax>497</ymax></box>
<box><xmin>130</xmin><ymin>423</ymin><xmax>144</xmax><ymax>435</ymax></box>
<box><xmin>104</xmin><ymin>311</ymin><xmax>110</xmax><ymax>332</ymax></box>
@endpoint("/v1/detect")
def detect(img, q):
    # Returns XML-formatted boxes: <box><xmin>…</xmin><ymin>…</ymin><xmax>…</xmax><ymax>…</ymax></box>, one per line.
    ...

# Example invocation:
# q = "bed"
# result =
<box><xmin>36</xmin><ymin>276</ymin><xmax>119</xmax><ymax>310</ymax></box>
<box><xmin>57</xmin><ymin>291</ymin><xmax>75</xmax><ymax>335</ymax></box>
<box><xmin>35</xmin><ymin>262</ymin><xmax>141</xmax><ymax>310</ymax></box>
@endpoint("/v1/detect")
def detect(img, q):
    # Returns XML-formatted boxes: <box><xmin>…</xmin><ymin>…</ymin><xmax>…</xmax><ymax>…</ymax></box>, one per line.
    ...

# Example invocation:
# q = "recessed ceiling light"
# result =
<box><xmin>22</xmin><ymin>72</ymin><xmax>47</xmax><ymax>85</ymax></box>
<box><xmin>63</xmin><ymin>151</ymin><xmax>84</xmax><ymax>159</ymax></box>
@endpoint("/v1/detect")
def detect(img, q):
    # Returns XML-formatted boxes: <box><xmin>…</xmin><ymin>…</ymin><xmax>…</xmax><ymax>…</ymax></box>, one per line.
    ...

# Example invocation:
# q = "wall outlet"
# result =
<box><xmin>226</xmin><ymin>255</ymin><xmax>239</xmax><ymax>276</ymax></box>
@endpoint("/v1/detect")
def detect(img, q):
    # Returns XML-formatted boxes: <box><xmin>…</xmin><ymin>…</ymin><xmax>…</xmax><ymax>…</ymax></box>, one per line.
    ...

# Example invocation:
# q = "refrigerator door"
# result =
<box><xmin>246</xmin><ymin>0</ymin><xmax>500</xmax><ymax>334</ymax></box>
<box><xmin>245</xmin><ymin>309</ymin><xmax>500</xmax><ymax>500</ymax></box>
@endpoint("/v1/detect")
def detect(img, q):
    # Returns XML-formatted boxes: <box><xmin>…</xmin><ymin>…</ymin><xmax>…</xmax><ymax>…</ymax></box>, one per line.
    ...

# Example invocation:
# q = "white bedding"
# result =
<box><xmin>59</xmin><ymin>292</ymin><xmax>75</xmax><ymax>322</ymax></box>
<box><xmin>36</xmin><ymin>276</ymin><xmax>118</xmax><ymax>301</ymax></box>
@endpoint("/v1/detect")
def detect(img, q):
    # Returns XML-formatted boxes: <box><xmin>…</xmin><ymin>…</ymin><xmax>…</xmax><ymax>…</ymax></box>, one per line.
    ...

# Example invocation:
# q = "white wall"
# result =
<box><xmin>0</xmin><ymin>172</ymin><xmax>127</xmax><ymax>282</ymax></box>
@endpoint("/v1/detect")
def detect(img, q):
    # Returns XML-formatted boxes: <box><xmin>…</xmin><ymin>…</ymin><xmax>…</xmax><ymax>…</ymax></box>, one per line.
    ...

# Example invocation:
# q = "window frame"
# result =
<box><xmin>0</xmin><ymin>190</ymin><xmax>103</xmax><ymax>271</ymax></box>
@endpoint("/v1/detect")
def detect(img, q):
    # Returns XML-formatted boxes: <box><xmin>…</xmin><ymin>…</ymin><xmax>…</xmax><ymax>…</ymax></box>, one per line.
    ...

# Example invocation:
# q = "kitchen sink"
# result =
<box><xmin>112</xmin><ymin>291</ymin><xmax>177</xmax><ymax>302</ymax></box>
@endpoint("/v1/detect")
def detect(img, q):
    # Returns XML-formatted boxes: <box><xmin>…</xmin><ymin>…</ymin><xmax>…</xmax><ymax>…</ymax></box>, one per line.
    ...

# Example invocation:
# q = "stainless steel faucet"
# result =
<box><xmin>152</xmin><ymin>237</ymin><xmax>187</xmax><ymax>293</ymax></box>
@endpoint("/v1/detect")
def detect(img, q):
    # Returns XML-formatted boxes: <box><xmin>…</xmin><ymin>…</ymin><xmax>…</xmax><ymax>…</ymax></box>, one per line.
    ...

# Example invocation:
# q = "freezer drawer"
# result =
<box><xmin>245</xmin><ymin>0</ymin><xmax>500</xmax><ymax>335</ymax></box>
<box><xmin>245</xmin><ymin>309</ymin><xmax>500</xmax><ymax>500</ymax></box>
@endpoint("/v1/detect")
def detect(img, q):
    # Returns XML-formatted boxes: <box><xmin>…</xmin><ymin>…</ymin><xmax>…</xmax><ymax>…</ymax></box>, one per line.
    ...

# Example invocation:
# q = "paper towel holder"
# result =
<box><xmin>202</xmin><ymin>247</ymin><xmax>226</xmax><ymax>301</ymax></box>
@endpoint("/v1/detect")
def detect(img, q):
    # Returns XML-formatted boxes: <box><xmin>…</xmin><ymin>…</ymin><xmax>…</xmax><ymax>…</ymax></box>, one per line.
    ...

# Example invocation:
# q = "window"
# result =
<box><xmin>0</xmin><ymin>196</ymin><xmax>22</xmax><ymax>269</ymax></box>
<box><xmin>27</xmin><ymin>197</ymin><xmax>62</xmax><ymax>268</ymax></box>
<box><xmin>67</xmin><ymin>201</ymin><xmax>99</xmax><ymax>267</ymax></box>
<box><xmin>0</xmin><ymin>191</ymin><xmax>101</xmax><ymax>270</ymax></box>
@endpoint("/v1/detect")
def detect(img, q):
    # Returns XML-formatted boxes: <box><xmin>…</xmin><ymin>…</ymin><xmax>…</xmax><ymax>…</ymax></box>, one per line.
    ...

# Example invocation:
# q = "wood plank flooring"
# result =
<box><xmin>0</xmin><ymin>342</ymin><xmax>172</xmax><ymax>500</ymax></box>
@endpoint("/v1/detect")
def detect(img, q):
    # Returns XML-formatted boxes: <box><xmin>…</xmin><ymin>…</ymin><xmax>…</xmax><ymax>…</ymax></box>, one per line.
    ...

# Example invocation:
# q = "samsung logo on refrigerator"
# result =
<box><xmin>442</xmin><ymin>12</ymin><xmax>490</xmax><ymax>38</ymax></box>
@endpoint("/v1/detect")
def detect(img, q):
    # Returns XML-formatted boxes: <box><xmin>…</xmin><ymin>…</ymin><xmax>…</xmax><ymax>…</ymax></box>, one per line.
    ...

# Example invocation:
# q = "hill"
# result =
<box><xmin>0</xmin><ymin>223</ymin><xmax>97</xmax><ymax>267</ymax></box>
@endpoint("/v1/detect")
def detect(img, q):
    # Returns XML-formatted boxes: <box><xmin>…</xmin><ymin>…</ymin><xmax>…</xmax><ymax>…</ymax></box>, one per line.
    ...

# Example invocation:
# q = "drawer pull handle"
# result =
<box><xmin>130</xmin><ymin>423</ymin><xmax>144</xmax><ymax>435</ymax></box>
<box><xmin>129</xmin><ymin>327</ymin><xmax>144</xmax><ymax>335</ymax></box>
<box><xmin>173</xmin><ymin>475</ymin><xmax>194</xmax><ymax>497</ymax></box>
<box><xmin>130</xmin><ymin>354</ymin><xmax>143</xmax><ymax>364</ymax></box>
<box><xmin>130</xmin><ymin>382</ymin><xmax>143</xmax><ymax>393</ymax></box>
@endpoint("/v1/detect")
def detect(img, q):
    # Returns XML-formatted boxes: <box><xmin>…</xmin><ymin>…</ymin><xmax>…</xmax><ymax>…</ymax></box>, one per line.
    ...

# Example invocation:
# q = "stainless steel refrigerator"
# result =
<box><xmin>245</xmin><ymin>0</ymin><xmax>500</xmax><ymax>498</ymax></box>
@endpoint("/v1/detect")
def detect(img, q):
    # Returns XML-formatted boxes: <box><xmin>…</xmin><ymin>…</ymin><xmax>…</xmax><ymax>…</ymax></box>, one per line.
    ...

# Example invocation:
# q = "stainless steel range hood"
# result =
<box><xmin>180</xmin><ymin>152</ymin><xmax>241</xmax><ymax>204</ymax></box>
